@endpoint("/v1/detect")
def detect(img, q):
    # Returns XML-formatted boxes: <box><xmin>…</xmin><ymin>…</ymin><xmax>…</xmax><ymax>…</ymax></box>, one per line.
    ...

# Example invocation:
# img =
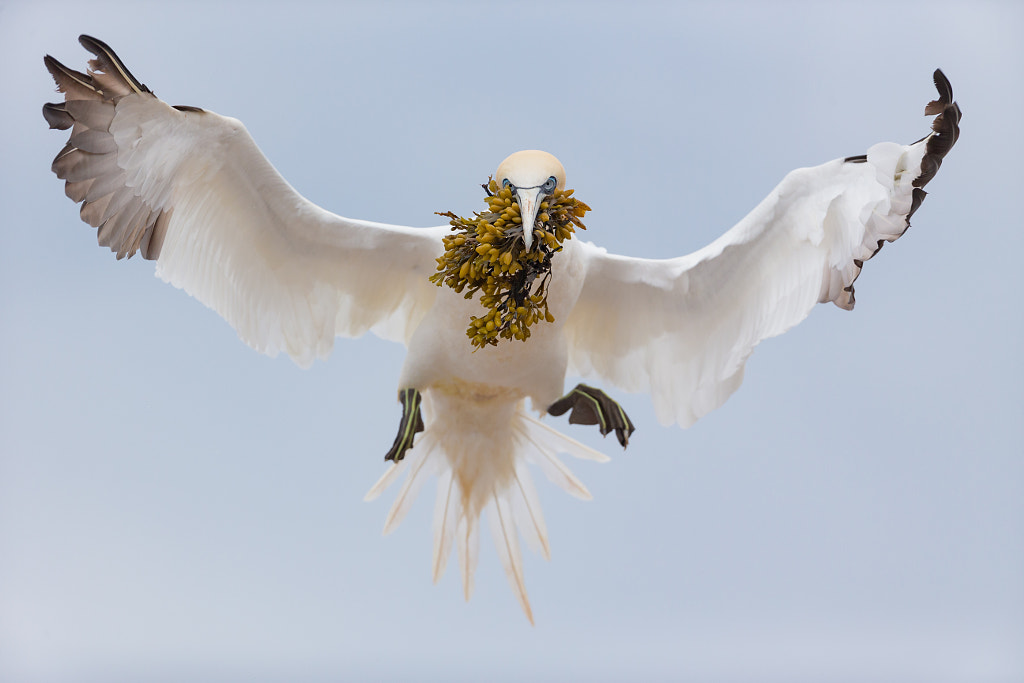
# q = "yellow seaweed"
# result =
<box><xmin>431</xmin><ymin>177</ymin><xmax>590</xmax><ymax>348</ymax></box>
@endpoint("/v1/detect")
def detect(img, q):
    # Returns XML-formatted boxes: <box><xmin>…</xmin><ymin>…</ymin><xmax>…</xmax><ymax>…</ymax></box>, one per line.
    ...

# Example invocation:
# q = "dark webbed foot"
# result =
<box><xmin>385</xmin><ymin>388</ymin><xmax>425</xmax><ymax>462</ymax></box>
<box><xmin>547</xmin><ymin>383</ymin><xmax>636</xmax><ymax>448</ymax></box>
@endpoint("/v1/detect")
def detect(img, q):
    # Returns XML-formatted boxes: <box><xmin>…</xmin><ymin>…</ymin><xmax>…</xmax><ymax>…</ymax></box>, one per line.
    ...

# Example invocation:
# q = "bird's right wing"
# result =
<box><xmin>565</xmin><ymin>70</ymin><xmax>960</xmax><ymax>427</ymax></box>
<box><xmin>44</xmin><ymin>35</ymin><xmax>447</xmax><ymax>367</ymax></box>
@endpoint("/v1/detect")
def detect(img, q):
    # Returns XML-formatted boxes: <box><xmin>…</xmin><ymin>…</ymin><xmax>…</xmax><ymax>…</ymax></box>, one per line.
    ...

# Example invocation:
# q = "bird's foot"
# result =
<box><xmin>384</xmin><ymin>388</ymin><xmax>425</xmax><ymax>462</ymax></box>
<box><xmin>547</xmin><ymin>383</ymin><xmax>635</xmax><ymax>448</ymax></box>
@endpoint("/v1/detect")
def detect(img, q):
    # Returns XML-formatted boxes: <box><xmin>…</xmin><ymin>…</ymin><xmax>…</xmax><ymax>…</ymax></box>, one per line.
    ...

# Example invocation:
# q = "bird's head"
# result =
<box><xmin>494</xmin><ymin>150</ymin><xmax>566</xmax><ymax>251</ymax></box>
<box><xmin>431</xmin><ymin>150</ymin><xmax>587</xmax><ymax>348</ymax></box>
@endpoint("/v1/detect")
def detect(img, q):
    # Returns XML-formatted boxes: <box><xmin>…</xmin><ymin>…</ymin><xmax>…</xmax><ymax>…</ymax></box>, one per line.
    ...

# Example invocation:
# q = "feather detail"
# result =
<box><xmin>45</xmin><ymin>35</ymin><xmax>447</xmax><ymax>365</ymax></box>
<box><xmin>44</xmin><ymin>42</ymin><xmax>164</xmax><ymax>261</ymax></box>
<box><xmin>514</xmin><ymin>420</ymin><xmax>598</xmax><ymax>500</ymax></box>
<box><xmin>366</xmin><ymin>390</ymin><xmax>608</xmax><ymax>622</ymax></box>
<box><xmin>510</xmin><ymin>459</ymin><xmax>550</xmax><ymax>559</ymax></box>
<box><xmin>565</xmin><ymin>69</ymin><xmax>961</xmax><ymax>429</ymax></box>
<box><xmin>42</xmin><ymin>102</ymin><xmax>73</xmax><ymax>130</ymax></box>
<box><xmin>43</xmin><ymin>55</ymin><xmax>100</xmax><ymax>100</ymax></box>
<box><xmin>65</xmin><ymin>100</ymin><xmax>117</xmax><ymax>128</ymax></box>
<box><xmin>79</xmin><ymin>34</ymin><xmax>150</xmax><ymax>96</ymax></box>
<box><xmin>522</xmin><ymin>415</ymin><xmax>611</xmax><ymax>462</ymax></box>
<box><xmin>382</xmin><ymin>433</ymin><xmax>436</xmax><ymax>535</ymax></box>
<box><xmin>363</xmin><ymin>461</ymin><xmax>408</xmax><ymax>502</ymax></box>
<box><xmin>457</xmin><ymin>515</ymin><xmax>480</xmax><ymax>602</ymax></box>
<box><xmin>431</xmin><ymin>469</ymin><xmax>460</xmax><ymax>583</ymax></box>
<box><xmin>486</xmin><ymin>491</ymin><xmax>533</xmax><ymax>624</ymax></box>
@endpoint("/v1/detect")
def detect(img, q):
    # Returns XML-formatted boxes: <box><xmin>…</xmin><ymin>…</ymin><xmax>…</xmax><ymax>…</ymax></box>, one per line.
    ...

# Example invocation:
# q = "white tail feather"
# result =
<box><xmin>513</xmin><ymin>421</ymin><xmax>595</xmax><ymax>500</ymax></box>
<box><xmin>486</xmin><ymin>491</ymin><xmax>533</xmax><ymax>624</ymax></box>
<box><xmin>365</xmin><ymin>392</ymin><xmax>609</xmax><ymax>622</ymax></box>
<box><xmin>431</xmin><ymin>469</ymin><xmax>459</xmax><ymax>583</ymax></box>
<box><xmin>524</xmin><ymin>416</ymin><xmax>612</xmax><ymax>462</ymax></box>
<box><xmin>364</xmin><ymin>460</ymin><xmax>405</xmax><ymax>502</ymax></box>
<box><xmin>458</xmin><ymin>515</ymin><xmax>479</xmax><ymax>601</ymax></box>
<box><xmin>382</xmin><ymin>433</ymin><xmax>436</xmax><ymax>534</ymax></box>
<box><xmin>510</xmin><ymin>458</ymin><xmax>550</xmax><ymax>560</ymax></box>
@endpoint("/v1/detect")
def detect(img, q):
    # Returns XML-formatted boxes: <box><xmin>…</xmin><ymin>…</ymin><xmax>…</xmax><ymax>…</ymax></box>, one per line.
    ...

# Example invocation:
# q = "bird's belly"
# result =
<box><xmin>399</xmin><ymin>238</ymin><xmax>586</xmax><ymax>411</ymax></box>
<box><xmin>399</xmin><ymin>288</ymin><xmax>570</xmax><ymax>411</ymax></box>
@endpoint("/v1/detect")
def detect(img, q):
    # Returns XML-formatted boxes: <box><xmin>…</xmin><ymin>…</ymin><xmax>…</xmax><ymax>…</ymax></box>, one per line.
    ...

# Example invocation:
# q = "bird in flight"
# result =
<box><xmin>44</xmin><ymin>35</ymin><xmax>960</xmax><ymax>623</ymax></box>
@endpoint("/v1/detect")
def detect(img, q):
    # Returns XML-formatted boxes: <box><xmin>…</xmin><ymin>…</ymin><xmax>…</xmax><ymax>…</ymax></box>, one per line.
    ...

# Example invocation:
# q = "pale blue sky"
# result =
<box><xmin>2</xmin><ymin>1</ymin><xmax>1022</xmax><ymax>681</ymax></box>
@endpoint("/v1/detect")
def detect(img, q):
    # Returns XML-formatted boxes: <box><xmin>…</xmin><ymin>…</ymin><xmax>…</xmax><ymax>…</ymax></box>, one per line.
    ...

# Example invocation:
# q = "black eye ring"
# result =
<box><xmin>541</xmin><ymin>176</ymin><xmax>557</xmax><ymax>193</ymax></box>
<box><xmin>502</xmin><ymin>178</ymin><xmax>513</xmax><ymax>190</ymax></box>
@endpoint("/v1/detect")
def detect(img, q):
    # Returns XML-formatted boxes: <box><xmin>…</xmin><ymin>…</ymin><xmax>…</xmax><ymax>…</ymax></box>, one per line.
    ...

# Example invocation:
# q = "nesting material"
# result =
<box><xmin>431</xmin><ymin>178</ymin><xmax>590</xmax><ymax>348</ymax></box>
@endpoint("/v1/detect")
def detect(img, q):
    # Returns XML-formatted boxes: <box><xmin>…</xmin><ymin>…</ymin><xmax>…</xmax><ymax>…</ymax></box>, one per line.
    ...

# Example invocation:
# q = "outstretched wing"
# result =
<box><xmin>565</xmin><ymin>70</ymin><xmax>961</xmax><ymax>427</ymax></box>
<box><xmin>44</xmin><ymin>35</ymin><xmax>446</xmax><ymax>367</ymax></box>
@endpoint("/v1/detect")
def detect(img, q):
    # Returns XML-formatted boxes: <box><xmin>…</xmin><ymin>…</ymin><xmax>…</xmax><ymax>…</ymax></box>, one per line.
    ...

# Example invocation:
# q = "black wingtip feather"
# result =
<box><xmin>78</xmin><ymin>34</ymin><xmax>151</xmax><ymax>94</ymax></box>
<box><xmin>43</xmin><ymin>54</ymin><xmax>97</xmax><ymax>94</ymax></box>
<box><xmin>907</xmin><ymin>187</ymin><xmax>928</xmax><ymax>222</ymax></box>
<box><xmin>835</xmin><ymin>70</ymin><xmax>961</xmax><ymax>311</ymax></box>
<box><xmin>42</xmin><ymin>102</ymin><xmax>73</xmax><ymax>130</ymax></box>
<box><xmin>44</xmin><ymin>36</ymin><xmax>165</xmax><ymax>261</ymax></box>
<box><xmin>914</xmin><ymin>68</ymin><xmax>961</xmax><ymax>189</ymax></box>
<box><xmin>925</xmin><ymin>69</ymin><xmax>954</xmax><ymax>115</ymax></box>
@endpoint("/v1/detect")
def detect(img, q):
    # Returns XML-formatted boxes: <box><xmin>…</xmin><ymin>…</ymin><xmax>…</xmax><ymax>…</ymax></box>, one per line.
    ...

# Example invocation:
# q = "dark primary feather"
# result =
<box><xmin>42</xmin><ymin>102</ymin><xmax>73</xmax><ymax>129</ymax></box>
<box><xmin>43</xmin><ymin>36</ymin><xmax>170</xmax><ymax>260</ymax></box>
<box><xmin>914</xmin><ymin>69</ymin><xmax>962</xmax><ymax>192</ymax></box>
<box><xmin>43</xmin><ymin>55</ymin><xmax>100</xmax><ymax>101</ymax></box>
<box><xmin>834</xmin><ymin>69</ymin><xmax>961</xmax><ymax>306</ymax></box>
<box><xmin>78</xmin><ymin>34</ymin><xmax>150</xmax><ymax>96</ymax></box>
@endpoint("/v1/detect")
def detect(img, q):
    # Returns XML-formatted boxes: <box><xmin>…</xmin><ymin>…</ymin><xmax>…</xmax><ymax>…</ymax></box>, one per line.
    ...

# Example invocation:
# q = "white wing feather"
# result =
<box><xmin>46</xmin><ymin>37</ymin><xmax>446</xmax><ymax>367</ymax></box>
<box><xmin>144</xmin><ymin>100</ymin><xmax>447</xmax><ymax>362</ymax></box>
<box><xmin>566</xmin><ymin>73</ymin><xmax>960</xmax><ymax>427</ymax></box>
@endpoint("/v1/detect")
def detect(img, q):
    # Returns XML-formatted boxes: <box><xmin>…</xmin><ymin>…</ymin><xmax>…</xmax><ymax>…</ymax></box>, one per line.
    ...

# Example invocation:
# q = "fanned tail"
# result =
<box><xmin>365</xmin><ymin>392</ymin><xmax>609</xmax><ymax>624</ymax></box>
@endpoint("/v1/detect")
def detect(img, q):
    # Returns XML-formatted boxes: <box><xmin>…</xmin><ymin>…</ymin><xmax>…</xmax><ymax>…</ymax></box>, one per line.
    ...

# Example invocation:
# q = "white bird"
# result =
<box><xmin>44</xmin><ymin>36</ymin><xmax>960</xmax><ymax>623</ymax></box>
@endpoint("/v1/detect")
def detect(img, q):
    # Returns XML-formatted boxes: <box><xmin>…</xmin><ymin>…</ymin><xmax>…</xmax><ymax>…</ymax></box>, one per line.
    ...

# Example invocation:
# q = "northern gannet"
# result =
<box><xmin>44</xmin><ymin>35</ymin><xmax>960</xmax><ymax>623</ymax></box>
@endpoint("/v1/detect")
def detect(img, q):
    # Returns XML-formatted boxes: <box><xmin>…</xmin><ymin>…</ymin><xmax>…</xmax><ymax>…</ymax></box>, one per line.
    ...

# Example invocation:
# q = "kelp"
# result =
<box><xmin>431</xmin><ymin>178</ymin><xmax>590</xmax><ymax>348</ymax></box>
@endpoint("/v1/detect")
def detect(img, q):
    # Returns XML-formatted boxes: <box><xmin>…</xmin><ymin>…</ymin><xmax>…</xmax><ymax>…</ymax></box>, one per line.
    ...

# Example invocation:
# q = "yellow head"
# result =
<box><xmin>494</xmin><ymin>150</ymin><xmax>566</xmax><ymax>251</ymax></box>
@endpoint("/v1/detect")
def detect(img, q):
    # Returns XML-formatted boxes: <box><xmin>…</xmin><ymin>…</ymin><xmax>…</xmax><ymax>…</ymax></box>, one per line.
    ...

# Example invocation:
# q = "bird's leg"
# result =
<box><xmin>384</xmin><ymin>388</ymin><xmax>425</xmax><ymax>462</ymax></box>
<box><xmin>547</xmin><ymin>383</ymin><xmax>636</xmax><ymax>448</ymax></box>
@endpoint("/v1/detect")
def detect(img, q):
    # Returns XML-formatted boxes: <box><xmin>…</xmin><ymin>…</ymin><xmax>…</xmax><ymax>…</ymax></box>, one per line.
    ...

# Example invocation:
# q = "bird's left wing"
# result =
<box><xmin>44</xmin><ymin>36</ymin><xmax>447</xmax><ymax>367</ymax></box>
<box><xmin>565</xmin><ymin>70</ymin><xmax>960</xmax><ymax>427</ymax></box>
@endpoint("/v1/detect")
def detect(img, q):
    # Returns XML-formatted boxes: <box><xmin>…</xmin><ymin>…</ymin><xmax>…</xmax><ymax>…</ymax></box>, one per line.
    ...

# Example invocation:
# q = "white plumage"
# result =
<box><xmin>44</xmin><ymin>36</ymin><xmax>960</xmax><ymax>623</ymax></box>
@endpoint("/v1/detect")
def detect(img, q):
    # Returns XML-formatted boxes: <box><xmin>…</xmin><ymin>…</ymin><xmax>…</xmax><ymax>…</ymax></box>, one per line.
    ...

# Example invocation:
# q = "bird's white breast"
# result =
<box><xmin>398</xmin><ymin>237</ymin><xmax>588</xmax><ymax>411</ymax></box>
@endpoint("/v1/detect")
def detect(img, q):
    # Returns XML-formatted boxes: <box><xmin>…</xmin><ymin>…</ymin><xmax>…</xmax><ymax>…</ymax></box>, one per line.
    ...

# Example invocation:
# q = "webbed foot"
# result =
<box><xmin>384</xmin><ymin>388</ymin><xmax>425</xmax><ymax>462</ymax></box>
<box><xmin>547</xmin><ymin>383</ymin><xmax>636</xmax><ymax>448</ymax></box>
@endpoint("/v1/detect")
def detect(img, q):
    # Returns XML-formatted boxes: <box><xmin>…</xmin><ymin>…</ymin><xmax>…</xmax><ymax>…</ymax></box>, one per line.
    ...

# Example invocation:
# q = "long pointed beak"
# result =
<box><xmin>515</xmin><ymin>186</ymin><xmax>543</xmax><ymax>251</ymax></box>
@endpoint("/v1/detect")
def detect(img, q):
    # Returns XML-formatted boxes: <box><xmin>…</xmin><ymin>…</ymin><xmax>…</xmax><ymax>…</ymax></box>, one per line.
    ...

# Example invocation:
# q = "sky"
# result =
<box><xmin>1</xmin><ymin>1</ymin><xmax>1022</xmax><ymax>681</ymax></box>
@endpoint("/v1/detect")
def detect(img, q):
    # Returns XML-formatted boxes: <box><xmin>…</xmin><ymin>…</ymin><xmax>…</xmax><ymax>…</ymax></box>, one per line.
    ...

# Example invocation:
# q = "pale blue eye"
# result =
<box><xmin>541</xmin><ymin>176</ymin><xmax>557</xmax><ymax>193</ymax></box>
